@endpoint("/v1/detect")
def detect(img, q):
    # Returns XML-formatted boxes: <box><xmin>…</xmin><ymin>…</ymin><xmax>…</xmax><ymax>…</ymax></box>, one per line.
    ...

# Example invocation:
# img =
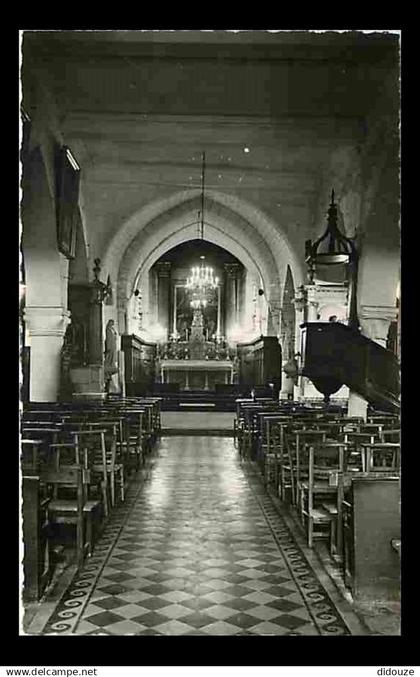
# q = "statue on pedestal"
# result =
<box><xmin>60</xmin><ymin>317</ymin><xmax>87</xmax><ymax>400</ymax></box>
<box><xmin>104</xmin><ymin>319</ymin><xmax>119</xmax><ymax>392</ymax></box>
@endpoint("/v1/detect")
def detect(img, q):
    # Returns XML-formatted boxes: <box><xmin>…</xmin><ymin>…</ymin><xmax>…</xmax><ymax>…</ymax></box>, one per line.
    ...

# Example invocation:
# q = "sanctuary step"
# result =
<box><xmin>149</xmin><ymin>387</ymin><xmax>250</xmax><ymax>412</ymax></box>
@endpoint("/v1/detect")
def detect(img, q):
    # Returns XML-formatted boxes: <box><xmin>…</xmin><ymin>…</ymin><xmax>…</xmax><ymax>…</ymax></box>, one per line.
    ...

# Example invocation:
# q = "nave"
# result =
<box><xmin>25</xmin><ymin>432</ymin><xmax>368</xmax><ymax>636</ymax></box>
<box><xmin>20</xmin><ymin>30</ymin><xmax>401</xmax><ymax>641</ymax></box>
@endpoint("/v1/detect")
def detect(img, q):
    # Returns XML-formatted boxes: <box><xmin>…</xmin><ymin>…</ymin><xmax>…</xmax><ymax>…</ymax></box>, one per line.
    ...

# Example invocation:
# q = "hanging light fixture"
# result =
<box><xmin>186</xmin><ymin>265</ymin><xmax>219</xmax><ymax>291</ymax></box>
<box><xmin>185</xmin><ymin>151</ymin><xmax>219</xmax><ymax>306</ymax></box>
<box><xmin>304</xmin><ymin>189</ymin><xmax>359</xmax><ymax>327</ymax></box>
<box><xmin>305</xmin><ymin>190</ymin><xmax>357</xmax><ymax>272</ymax></box>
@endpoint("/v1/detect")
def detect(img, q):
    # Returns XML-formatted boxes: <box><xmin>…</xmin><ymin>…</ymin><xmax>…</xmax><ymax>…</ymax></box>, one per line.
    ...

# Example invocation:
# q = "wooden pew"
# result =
<box><xmin>342</xmin><ymin>473</ymin><xmax>400</xmax><ymax>601</ymax></box>
<box><xmin>21</xmin><ymin>439</ymin><xmax>53</xmax><ymax>602</ymax></box>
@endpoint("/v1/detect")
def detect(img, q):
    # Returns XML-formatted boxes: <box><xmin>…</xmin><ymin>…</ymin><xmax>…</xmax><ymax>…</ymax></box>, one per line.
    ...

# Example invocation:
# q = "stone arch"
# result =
<box><xmin>100</xmin><ymin>189</ymin><xmax>304</xmax><ymax>334</ymax></box>
<box><xmin>125</xmin><ymin>208</ymin><xmax>271</xmax><ymax>339</ymax></box>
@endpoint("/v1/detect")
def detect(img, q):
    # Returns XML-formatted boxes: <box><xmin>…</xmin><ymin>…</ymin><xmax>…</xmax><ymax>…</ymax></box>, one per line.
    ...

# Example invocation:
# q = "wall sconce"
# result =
<box><xmin>91</xmin><ymin>258</ymin><xmax>113</xmax><ymax>304</ymax></box>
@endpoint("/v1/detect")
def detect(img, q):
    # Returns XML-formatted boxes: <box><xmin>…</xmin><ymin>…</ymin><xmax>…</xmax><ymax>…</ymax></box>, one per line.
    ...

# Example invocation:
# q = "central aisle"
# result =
<box><xmin>41</xmin><ymin>437</ymin><xmax>357</xmax><ymax>636</ymax></box>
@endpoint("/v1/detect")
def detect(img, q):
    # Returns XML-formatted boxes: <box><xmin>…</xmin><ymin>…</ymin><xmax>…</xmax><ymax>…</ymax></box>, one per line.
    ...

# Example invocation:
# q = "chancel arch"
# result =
<box><xmin>100</xmin><ymin>190</ymin><xmax>304</xmax><ymax>339</ymax></box>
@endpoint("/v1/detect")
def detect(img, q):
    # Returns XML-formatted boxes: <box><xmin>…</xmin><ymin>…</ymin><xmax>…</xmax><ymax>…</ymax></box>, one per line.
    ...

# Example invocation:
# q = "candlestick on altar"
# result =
<box><xmin>216</xmin><ymin>285</ymin><xmax>221</xmax><ymax>337</ymax></box>
<box><xmin>173</xmin><ymin>285</ymin><xmax>177</xmax><ymax>337</ymax></box>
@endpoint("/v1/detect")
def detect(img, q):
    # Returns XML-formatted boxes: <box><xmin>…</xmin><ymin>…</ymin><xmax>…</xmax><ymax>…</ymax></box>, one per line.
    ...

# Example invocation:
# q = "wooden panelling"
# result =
<box><xmin>343</xmin><ymin>476</ymin><xmax>400</xmax><ymax>601</ymax></box>
<box><xmin>237</xmin><ymin>335</ymin><xmax>282</xmax><ymax>394</ymax></box>
<box><xmin>121</xmin><ymin>334</ymin><xmax>157</xmax><ymax>395</ymax></box>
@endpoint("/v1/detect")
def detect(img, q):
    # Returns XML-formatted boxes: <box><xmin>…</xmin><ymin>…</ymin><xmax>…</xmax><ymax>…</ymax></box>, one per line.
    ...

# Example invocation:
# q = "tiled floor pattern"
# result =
<box><xmin>41</xmin><ymin>437</ymin><xmax>352</xmax><ymax>636</ymax></box>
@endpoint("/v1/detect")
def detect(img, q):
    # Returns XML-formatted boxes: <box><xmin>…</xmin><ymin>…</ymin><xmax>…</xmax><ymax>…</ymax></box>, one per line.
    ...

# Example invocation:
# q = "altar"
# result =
<box><xmin>159</xmin><ymin>359</ymin><xmax>234</xmax><ymax>391</ymax></box>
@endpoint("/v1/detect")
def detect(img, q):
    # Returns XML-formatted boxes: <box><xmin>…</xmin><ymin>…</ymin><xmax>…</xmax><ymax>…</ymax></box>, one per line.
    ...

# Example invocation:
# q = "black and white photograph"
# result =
<box><xmin>19</xmin><ymin>29</ymin><xmax>401</xmax><ymax>642</ymax></box>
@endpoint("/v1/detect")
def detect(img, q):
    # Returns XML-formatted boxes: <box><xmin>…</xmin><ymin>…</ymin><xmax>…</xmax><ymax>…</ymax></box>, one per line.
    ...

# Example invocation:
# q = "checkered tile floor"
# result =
<box><xmin>40</xmin><ymin>437</ymin><xmax>353</xmax><ymax>635</ymax></box>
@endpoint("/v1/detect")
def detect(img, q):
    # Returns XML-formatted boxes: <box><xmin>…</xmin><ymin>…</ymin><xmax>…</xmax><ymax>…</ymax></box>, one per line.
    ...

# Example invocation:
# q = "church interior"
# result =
<box><xmin>19</xmin><ymin>30</ymin><xmax>400</xmax><ymax>637</ymax></box>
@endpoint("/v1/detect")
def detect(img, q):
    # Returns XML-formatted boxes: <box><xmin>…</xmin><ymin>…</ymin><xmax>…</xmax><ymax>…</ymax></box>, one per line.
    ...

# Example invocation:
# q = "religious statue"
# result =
<box><xmin>283</xmin><ymin>354</ymin><xmax>300</xmax><ymax>384</ymax></box>
<box><xmin>207</xmin><ymin>318</ymin><xmax>216</xmax><ymax>340</ymax></box>
<box><xmin>104</xmin><ymin>319</ymin><xmax>119</xmax><ymax>392</ymax></box>
<box><xmin>63</xmin><ymin>317</ymin><xmax>86</xmax><ymax>366</ymax></box>
<box><xmin>60</xmin><ymin>324</ymin><xmax>73</xmax><ymax>400</ymax></box>
<box><xmin>60</xmin><ymin>317</ymin><xmax>87</xmax><ymax>399</ymax></box>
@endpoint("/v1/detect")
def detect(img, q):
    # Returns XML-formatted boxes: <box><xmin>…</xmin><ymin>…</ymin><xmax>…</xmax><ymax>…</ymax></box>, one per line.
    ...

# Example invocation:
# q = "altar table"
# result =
<box><xmin>159</xmin><ymin>359</ymin><xmax>234</xmax><ymax>391</ymax></box>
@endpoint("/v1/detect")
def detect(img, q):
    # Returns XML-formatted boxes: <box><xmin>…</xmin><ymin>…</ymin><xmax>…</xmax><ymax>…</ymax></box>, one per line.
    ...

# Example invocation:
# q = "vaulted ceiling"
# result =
<box><xmin>21</xmin><ymin>30</ymin><xmax>399</xmax><ymax>289</ymax></box>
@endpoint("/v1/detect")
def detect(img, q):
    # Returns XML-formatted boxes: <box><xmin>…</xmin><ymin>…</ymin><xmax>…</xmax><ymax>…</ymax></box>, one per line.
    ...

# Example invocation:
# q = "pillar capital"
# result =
<box><xmin>24</xmin><ymin>306</ymin><xmax>71</xmax><ymax>338</ymax></box>
<box><xmin>224</xmin><ymin>263</ymin><xmax>240</xmax><ymax>279</ymax></box>
<box><xmin>23</xmin><ymin>307</ymin><xmax>71</xmax><ymax>402</ymax></box>
<box><xmin>293</xmin><ymin>294</ymin><xmax>305</xmax><ymax>313</ymax></box>
<box><xmin>358</xmin><ymin>304</ymin><xmax>398</xmax><ymax>323</ymax></box>
<box><xmin>155</xmin><ymin>261</ymin><xmax>172</xmax><ymax>278</ymax></box>
<box><xmin>305</xmin><ymin>286</ymin><xmax>318</xmax><ymax>305</ymax></box>
<box><xmin>358</xmin><ymin>304</ymin><xmax>398</xmax><ymax>347</ymax></box>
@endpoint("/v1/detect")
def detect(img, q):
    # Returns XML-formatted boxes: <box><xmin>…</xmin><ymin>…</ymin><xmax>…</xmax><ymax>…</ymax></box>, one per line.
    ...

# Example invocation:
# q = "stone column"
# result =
<box><xmin>149</xmin><ymin>268</ymin><xmax>159</xmax><ymax>326</ymax></box>
<box><xmin>216</xmin><ymin>285</ymin><xmax>222</xmax><ymax>339</ymax></box>
<box><xmin>293</xmin><ymin>290</ymin><xmax>306</xmax><ymax>400</ymax></box>
<box><xmin>24</xmin><ymin>306</ymin><xmax>71</xmax><ymax>402</ymax></box>
<box><xmin>237</xmin><ymin>268</ymin><xmax>246</xmax><ymax>330</ymax></box>
<box><xmin>172</xmin><ymin>284</ymin><xmax>178</xmax><ymax>338</ymax></box>
<box><xmin>358</xmin><ymin>304</ymin><xmax>398</xmax><ymax>348</ymax></box>
<box><xmin>305</xmin><ymin>285</ymin><xmax>319</xmax><ymax>322</ymax></box>
<box><xmin>156</xmin><ymin>262</ymin><xmax>171</xmax><ymax>340</ymax></box>
<box><xmin>347</xmin><ymin>303</ymin><xmax>398</xmax><ymax>417</ymax></box>
<box><xmin>224</xmin><ymin>263</ymin><xmax>239</xmax><ymax>339</ymax></box>
<box><xmin>348</xmin><ymin>391</ymin><xmax>368</xmax><ymax>421</ymax></box>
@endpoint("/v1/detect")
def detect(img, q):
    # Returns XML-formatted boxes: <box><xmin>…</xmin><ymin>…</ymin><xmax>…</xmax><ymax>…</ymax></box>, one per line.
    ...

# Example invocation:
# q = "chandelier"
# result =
<box><xmin>184</xmin><ymin>151</ymin><xmax>220</xmax><ymax>308</ymax></box>
<box><xmin>186</xmin><ymin>264</ymin><xmax>219</xmax><ymax>291</ymax></box>
<box><xmin>186</xmin><ymin>264</ymin><xmax>218</xmax><ymax>309</ymax></box>
<box><xmin>190</xmin><ymin>297</ymin><xmax>207</xmax><ymax>310</ymax></box>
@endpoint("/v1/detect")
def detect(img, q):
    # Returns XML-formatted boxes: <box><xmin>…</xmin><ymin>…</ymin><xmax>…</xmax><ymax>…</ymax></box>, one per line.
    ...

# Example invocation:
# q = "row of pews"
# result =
<box><xmin>20</xmin><ymin>395</ymin><xmax>162</xmax><ymax>602</ymax></box>
<box><xmin>235</xmin><ymin>398</ymin><xmax>401</xmax><ymax>601</ymax></box>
